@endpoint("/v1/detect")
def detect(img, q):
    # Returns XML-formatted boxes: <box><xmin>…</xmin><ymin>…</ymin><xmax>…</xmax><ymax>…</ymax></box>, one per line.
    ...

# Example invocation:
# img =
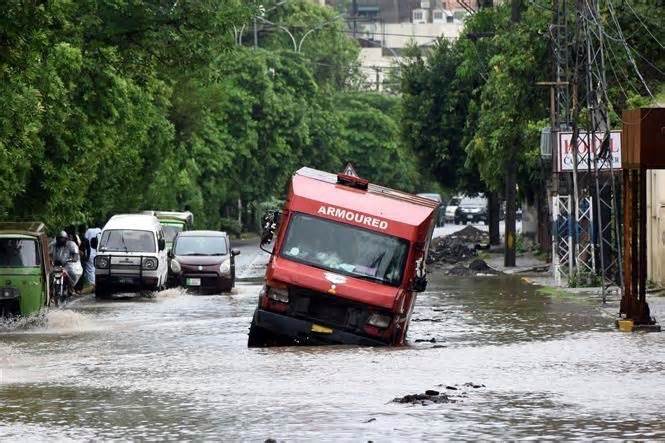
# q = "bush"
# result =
<box><xmin>219</xmin><ymin>217</ymin><xmax>242</xmax><ymax>238</ymax></box>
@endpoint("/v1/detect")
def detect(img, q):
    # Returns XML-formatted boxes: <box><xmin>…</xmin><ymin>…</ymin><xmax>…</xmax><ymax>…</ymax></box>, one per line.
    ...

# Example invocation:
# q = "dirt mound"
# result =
<box><xmin>447</xmin><ymin>259</ymin><xmax>499</xmax><ymax>276</ymax></box>
<box><xmin>452</xmin><ymin>225</ymin><xmax>490</xmax><ymax>243</ymax></box>
<box><xmin>428</xmin><ymin>226</ymin><xmax>490</xmax><ymax>264</ymax></box>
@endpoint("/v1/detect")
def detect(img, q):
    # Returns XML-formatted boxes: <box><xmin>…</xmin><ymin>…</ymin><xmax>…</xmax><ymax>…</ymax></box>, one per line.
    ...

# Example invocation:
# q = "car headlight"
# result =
<box><xmin>367</xmin><ymin>312</ymin><xmax>391</xmax><ymax>328</ymax></box>
<box><xmin>219</xmin><ymin>259</ymin><xmax>231</xmax><ymax>274</ymax></box>
<box><xmin>266</xmin><ymin>286</ymin><xmax>289</xmax><ymax>303</ymax></box>
<box><xmin>94</xmin><ymin>256</ymin><xmax>110</xmax><ymax>269</ymax></box>
<box><xmin>142</xmin><ymin>257</ymin><xmax>159</xmax><ymax>270</ymax></box>
<box><xmin>170</xmin><ymin>259</ymin><xmax>181</xmax><ymax>274</ymax></box>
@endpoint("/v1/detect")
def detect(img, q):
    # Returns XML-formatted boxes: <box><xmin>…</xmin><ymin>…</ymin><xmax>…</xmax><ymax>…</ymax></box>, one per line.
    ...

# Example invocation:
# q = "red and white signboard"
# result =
<box><xmin>557</xmin><ymin>131</ymin><xmax>622</xmax><ymax>172</ymax></box>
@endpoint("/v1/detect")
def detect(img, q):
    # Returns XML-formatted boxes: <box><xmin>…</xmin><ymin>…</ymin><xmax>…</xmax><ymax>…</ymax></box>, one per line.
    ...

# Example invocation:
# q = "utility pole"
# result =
<box><xmin>504</xmin><ymin>0</ymin><xmax>522</xmax><ymax>267</ymax></box>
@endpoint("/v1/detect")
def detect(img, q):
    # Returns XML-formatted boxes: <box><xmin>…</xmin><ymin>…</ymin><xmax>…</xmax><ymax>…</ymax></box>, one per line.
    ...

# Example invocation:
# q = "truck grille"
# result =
<box><xmin>288</xmin><ymin>287</ymin><xmax>370</xmax><ymax>331</ymax></box>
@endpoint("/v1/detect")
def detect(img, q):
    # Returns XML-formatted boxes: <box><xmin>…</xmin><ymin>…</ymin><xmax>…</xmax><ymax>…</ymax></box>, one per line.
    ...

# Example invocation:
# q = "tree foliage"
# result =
<box><xmin>399</xmin><ymin>0</ymin><xmax>663</xmax><ymax>199</ymax></box>
<box><xmin>1</xmin><ymin>0</ymin><xmax>423</xmax><ymax>230</ymax></box>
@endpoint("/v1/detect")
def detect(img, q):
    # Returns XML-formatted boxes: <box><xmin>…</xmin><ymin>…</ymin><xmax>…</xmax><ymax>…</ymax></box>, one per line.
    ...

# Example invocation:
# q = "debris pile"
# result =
<box><xmin>428</xmin><ymin>226</ymin><xmax>490</xmax><ymax>264</ymax></box>
<box><xmin>392</xmin><ymin>390</ymin><xmax>454</xmax><ymax>405</ymax></box>
<box><xmin>392</xmin><ymin>383</ymin><xmax>486</xmax><ymax>406</ymax></box>
<box><xmin>447</xmin><ymin>258</ymin><xmax>499</xmax><ymax>276</ymax></box>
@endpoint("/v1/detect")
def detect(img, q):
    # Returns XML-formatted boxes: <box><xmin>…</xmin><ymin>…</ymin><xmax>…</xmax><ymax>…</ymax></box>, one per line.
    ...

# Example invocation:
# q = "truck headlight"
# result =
<box><xmin>170</xmin><ymin>259</ymin><xmax>181</xmax><ymax>273</ymax></box>
<box><xmin>367</xmin><ymin>313</ymin><xmax>391</xmax><ymax>328</ymax></box>
<box><xmin>95</xmin><ymin>256</ymin><xmax>110</xmax><ymax>269</ymax></box>
<box><xmin>219</xmin><ymin>259</ymin><xmax>231</xmax><ymax>274</ymax></box>
<box><xmin>142</xmin><ymin>257</ymin><xmax>159</xmax><ymax>270</ymax></box>
<box><xmin>266</xmin><ymin>286</ymin><xmax>289</xmax><ymax>303</ymax></box>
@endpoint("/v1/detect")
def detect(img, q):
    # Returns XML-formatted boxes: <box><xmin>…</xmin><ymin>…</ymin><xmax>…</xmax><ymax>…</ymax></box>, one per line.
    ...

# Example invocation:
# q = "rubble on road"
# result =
<box><xmin>428</xmin><ymin>226</ymin><xmax>490</xmax><ymax>264</ymax></box>
<box><xmin>392</xmin><ymin>383</ymin><xmax>486</xmax><ymax>406</ymax></box>
<box><xmin>446</xmin><ymin>259</ymin><xmax>500</xmax><ymax>276</ymax></box>
<box><xmin>392</xmin><ymin>391</ymin><xmax>454</xmax><ymax>405</ymax></box>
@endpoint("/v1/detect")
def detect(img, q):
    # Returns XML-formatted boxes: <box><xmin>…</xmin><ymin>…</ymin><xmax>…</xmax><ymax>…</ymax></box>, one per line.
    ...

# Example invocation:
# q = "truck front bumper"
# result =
<box><xmin>251</xmin><ymin>309</ymin><xmax>387</xmax><ymax>347</ymax></box>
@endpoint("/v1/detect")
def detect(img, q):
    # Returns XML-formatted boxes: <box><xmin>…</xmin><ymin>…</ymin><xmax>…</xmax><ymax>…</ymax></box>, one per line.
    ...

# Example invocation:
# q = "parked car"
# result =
<box><xmin>444</xmin><ymin>196</ymin><xmax>462</xmax><ymax>223</ymax></box>
<box><xmin>93</xmin><ymin>214</ymin><xmax>169</xmax><ymax>297</ymax></box>
<box><xmin>417</xmin><ymin>193</ymin><xmax>444</xmax><ymax>227</ymax></box>
<box><xmin>0</xmin><ymin>222</ymin><xmax>51</xmax><ymax>316</ymax></box>
<box><xmin>169</xmin><ymin>230</ymin><xmax>240</xmax><ymax>293</ymax></box>
<box><xmin>454</xmin><ymin>196</ymin><xmax>489</xmax><ymax>225</ymax></box>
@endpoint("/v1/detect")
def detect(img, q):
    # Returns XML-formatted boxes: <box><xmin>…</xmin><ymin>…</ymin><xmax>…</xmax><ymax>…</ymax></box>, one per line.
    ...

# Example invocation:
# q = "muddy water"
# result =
<box><xmin>2</xmin><ymin>245</ymin><xmax>665</xmax><ymax>440</ymax></box>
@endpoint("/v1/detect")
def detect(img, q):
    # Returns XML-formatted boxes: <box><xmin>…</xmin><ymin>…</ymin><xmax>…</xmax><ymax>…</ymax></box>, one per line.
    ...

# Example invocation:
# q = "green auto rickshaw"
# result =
<box><xmin>142</xmin><ymin>210</ymin><xmax>194</xmax><ymax>250</ymax></box>
<box><xmin>0</xmin><ymin>222</ymin><xmax>51</xmax><ymax>317</ymax></box>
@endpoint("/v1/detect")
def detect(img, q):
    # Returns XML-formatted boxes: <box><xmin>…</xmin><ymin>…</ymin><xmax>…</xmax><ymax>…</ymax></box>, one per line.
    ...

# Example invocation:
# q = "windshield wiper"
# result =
<box><xmin>120</xmin><ymin>234</ymin><xmax>129</xmax><ymax>253</ymax></box>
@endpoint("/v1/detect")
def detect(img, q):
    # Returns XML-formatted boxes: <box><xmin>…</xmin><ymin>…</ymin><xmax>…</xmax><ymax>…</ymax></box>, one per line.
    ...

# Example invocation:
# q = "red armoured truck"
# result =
<box><xmin>248</xmin><ymin>167</ymin><xmax>438</xmax><ymax>347</ymax></box>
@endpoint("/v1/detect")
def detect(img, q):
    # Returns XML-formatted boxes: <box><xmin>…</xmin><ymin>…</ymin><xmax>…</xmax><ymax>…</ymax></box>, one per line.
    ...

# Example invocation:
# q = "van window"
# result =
<box><xmin>99</xmin><ymin>230</ymin><xmax>156</xmax><ymax>253</ymax></box>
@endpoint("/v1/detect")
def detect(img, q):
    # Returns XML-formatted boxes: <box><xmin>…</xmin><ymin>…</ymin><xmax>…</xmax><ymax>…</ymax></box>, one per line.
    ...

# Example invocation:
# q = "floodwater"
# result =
<box><xmin>2</xmin><ymin>242</ymin><xmax>665</xmax><ymax>440</ymax></box>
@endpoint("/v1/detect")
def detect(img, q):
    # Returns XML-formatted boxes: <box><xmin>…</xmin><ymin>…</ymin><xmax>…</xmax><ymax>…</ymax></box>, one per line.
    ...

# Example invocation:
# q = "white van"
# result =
<box><xmin>93</xmin><ymin>214</ymin><xmax>168</xmax><ymax>297</ymax></box>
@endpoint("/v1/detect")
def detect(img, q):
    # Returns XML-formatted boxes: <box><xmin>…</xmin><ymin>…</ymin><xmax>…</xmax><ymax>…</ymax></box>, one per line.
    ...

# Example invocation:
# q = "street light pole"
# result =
<box><xmin>257</xmin><ymin>16</ymin><xmax>297</xmax><ymax>51</ymax></box>
<box><xmin>297</xmin><ymin>14</ymin><xmax>345</xmax><ymax>53</ymax></box>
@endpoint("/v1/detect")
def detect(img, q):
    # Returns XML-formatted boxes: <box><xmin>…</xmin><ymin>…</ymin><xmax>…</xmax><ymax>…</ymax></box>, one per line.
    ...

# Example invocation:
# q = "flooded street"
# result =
<box><xmin>2</xmin><ymin>241</ymin><xmax>665</xmax><ymax>440</ymax></box>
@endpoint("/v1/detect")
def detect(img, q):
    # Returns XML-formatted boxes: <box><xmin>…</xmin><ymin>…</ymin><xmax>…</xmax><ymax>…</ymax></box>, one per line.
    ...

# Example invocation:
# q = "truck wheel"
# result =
<box><xmin>247</xmin><ymin>321</ymin><xmax>269</xmax><ymax>348</ymax></box>
<box><xmin>95</xmin><ymin>284</ymin><xmax>111</xmax><ymax>299</ymax></box>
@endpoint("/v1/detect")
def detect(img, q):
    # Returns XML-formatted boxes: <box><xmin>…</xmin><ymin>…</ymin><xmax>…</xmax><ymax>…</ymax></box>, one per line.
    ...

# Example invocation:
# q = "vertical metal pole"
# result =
<box><xmin>621</xmin><ymin>169</ymin><xmax>633</xmax><ymax>317</ymax></box>
<box><xmin>638</xmin><ymin>168</ymin><xmax>648</xmax><ymax>319</ymax></box>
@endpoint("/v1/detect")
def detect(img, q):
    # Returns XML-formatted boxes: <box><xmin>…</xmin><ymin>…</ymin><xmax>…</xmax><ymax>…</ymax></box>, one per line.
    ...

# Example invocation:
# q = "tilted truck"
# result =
<box><xmin>248</xmin><ymin>167</ymin><xmax>438</xmax><ymax>347</ymax></box>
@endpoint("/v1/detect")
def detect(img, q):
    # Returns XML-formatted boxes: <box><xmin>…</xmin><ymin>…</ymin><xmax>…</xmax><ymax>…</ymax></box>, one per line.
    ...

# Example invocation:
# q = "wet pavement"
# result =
<box><xmin>2</xmin><ymin>240</ymin><xmax>665</xmax><ymax>440</ymax></box>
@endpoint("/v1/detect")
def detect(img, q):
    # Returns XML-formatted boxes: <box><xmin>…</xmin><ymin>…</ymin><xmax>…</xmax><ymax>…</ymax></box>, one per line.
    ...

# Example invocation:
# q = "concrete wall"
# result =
<box><xmin>647</xmin><ymin>170</ymin><xmax>665</xmax><ymax>286</ymax></box>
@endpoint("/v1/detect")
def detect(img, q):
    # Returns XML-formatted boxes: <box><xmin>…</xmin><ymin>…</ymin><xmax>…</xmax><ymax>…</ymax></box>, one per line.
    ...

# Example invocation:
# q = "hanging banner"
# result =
<box><xmin>557</xmin><ymin>131</ymin><xmax>622</xmax><ymax>172</ymax></box>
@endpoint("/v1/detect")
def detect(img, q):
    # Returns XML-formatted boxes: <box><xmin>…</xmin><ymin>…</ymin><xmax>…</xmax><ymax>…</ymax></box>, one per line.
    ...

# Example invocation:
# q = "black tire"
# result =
<box><xmin>95</xmin><ymin>284</ymin><xmax>111</xmax><ymax>299</ymax></box>
<box><xmin>247</xmin><ymin>321</ymin><xmax>270</xmax><ymax>348</ymax></box>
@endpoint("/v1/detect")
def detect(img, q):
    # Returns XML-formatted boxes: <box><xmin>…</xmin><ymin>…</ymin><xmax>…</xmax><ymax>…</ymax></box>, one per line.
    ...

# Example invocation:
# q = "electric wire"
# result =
<box><xmin>623</xmin><ymin>0</ymin><xmax>664</xmax><ymax>50</ymax></box>
<box><xmin>604</xmin><ymin>0</ymin><xmax>653</xmax><ymax>97</ymax></box>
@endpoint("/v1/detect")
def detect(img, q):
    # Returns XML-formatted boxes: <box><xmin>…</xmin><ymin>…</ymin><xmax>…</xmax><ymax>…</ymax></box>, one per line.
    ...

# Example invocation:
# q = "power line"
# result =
<box><xmin>605</xmin><ymin>0</ymin><xmax>653</xmax><ymax>97</ymax></box>
<box><xmin>623</xmin><ymin>0</ymin><xmax>664</xmax><ymax>50</ymax></box>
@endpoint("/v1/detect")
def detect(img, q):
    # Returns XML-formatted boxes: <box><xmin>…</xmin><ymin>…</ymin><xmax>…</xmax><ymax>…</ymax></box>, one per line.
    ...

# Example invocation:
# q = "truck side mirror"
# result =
<box><xmin>90</xmin><ymin>237</ymin><xmax>98</xmax><ymax>249</ymax></box>
<box><xmin>231</xmin><ymin>248</ymin><xmax>241</xmax><ymax>256</ymax></box>
<box><xmin>158</xmin><ymin>238</ymin><xmax>166</xmax><ymax>251</ymax></box>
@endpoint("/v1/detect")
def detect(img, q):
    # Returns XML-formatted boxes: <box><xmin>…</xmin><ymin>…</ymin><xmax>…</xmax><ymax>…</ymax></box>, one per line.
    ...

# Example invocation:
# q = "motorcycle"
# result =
<box><xmin>50</xmin><ymin>262</ymin><xmax>72</xmax><ymax>307</ymax></box>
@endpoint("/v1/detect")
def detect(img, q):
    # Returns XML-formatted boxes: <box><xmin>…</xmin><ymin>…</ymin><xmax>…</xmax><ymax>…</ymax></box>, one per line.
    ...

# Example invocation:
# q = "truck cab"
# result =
<box><xmin>248</xmin><ymin>167</ymin><xmax>438</xmax><ymax>347</ymax></box>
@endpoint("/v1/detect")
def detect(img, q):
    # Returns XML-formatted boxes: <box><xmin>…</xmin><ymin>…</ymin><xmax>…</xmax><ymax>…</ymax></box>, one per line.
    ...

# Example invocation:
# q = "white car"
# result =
<box><xmin>444</xmin><ymin>196</ymin><xmax>462</xmax><ymax>223</ymax></box>
<box><xmin>92</xmin><ymin>214</ymin><xmax>169</xmax><ymax>297</ymax></box>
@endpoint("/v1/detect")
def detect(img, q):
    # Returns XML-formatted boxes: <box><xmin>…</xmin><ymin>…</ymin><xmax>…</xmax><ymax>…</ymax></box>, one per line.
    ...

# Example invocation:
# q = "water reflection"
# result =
<box><xmin>1</xmin><ymin>270</ymin><xmax>665</xmax><ymax>440</ymax></box>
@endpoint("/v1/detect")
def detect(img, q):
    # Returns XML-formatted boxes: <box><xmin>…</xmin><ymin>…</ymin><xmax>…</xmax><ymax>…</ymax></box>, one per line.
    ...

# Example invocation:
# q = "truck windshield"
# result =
<box><xmin>0</xmin><ymin>238</ymin><xmax>40</xmax><ymax>267</ymax></box>
<box><xmin>281</xmin><ymin>213</ymin><xmax>408</xmax><ymax>286</ymax></box>
<box><xmin>99</xmin><ymin>230</ymin><xmax>155</xmax><ymax>253</ymax></box>
<box><xmin>162</xmin><ymin>225</ymin><xmax>183</xmax><ymax>242</ymax></box>
<box><xmin>175</xmin><ymin>237</ymin><xmax>228</xmax><ymax>256</ymax></box>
